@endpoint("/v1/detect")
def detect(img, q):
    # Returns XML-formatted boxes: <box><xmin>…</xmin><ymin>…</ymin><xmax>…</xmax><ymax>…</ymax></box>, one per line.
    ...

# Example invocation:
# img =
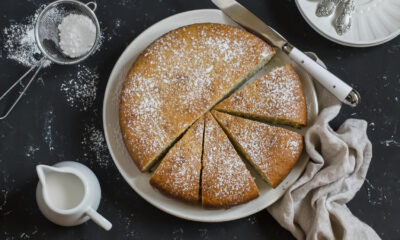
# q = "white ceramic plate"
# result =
<box><xmin>295</xmin><ymin>0</ymin><xmax>400</xmax><ymax>47</ymax></box>
<box><xmin>103</xmin><ymin>9</ymin><xmax>318</xmax><ymax>222</ymax></box>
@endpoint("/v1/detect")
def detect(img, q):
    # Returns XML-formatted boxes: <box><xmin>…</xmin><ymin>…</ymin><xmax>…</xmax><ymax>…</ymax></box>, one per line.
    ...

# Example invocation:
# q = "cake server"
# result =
<box><xmin>211</xmin><ymin>0</ymin><xmax>360</xmax><ymax>107</ymax></box>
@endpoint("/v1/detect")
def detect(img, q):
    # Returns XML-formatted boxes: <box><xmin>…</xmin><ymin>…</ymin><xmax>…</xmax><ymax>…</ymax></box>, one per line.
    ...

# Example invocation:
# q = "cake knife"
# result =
<box><xmin>211</xmin><ymin>0</ymin><xmax>360</xmax><ymax>107</ymax></box>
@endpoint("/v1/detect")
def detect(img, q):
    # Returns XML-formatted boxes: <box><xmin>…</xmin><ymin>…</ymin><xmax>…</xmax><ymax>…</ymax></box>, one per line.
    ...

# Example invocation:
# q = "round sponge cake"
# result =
<box><xmin>120</xmin><ymin>23</ymin><xmax>275</xmax><ymax>172</ymax></box>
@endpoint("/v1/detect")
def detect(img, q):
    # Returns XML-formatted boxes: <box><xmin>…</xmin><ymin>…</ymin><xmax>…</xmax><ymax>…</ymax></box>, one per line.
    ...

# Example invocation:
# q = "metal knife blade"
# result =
<box><xmin>211</xmin><ymin>0</ymin><xmax>287</xmax><ymax>49</ymax></box>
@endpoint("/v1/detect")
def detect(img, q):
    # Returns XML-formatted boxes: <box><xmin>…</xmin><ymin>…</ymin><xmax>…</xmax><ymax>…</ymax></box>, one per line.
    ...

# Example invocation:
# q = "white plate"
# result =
<box><xmin>295</xmin><ymin>0</ymin><xmax>400</xmax><ymax>47</ymax></box>
<box><xmin>103</xmin><ymin>9</ymin><xmax>318</xmax><ymax>222</ymax></box>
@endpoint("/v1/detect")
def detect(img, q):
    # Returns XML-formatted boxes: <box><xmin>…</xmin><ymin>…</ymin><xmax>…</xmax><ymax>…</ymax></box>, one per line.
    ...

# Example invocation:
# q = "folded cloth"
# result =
<box><xmin>267</xmin><ymin>54</ymin><xmax>381</xmax><ymax>240</ymax></box>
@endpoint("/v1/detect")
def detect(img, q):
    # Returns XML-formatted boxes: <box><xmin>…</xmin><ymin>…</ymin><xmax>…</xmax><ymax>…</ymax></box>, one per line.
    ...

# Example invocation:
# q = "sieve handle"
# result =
<box><xmin>0</xmin><ymin>58</ymin><xmax>46</xmax><ymax>120</ymax></box>
<box><xmin>86</xmin><ymin>2</ymin><xmax>97</xmax><ymax>11</ymax></box>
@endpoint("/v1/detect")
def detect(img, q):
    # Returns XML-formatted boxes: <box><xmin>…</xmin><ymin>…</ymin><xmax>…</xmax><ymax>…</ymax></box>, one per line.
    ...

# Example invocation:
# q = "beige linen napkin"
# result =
<box><xmin>267</xmin><ymin>54</ymin><xmax>381</xmax><ymax>240</ymax></box>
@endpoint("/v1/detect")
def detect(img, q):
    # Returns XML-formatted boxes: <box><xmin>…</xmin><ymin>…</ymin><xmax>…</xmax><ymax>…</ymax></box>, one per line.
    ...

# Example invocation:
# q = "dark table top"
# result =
<box><xmin>0</xmin><ymin>0</ymin><xmax>399</xmax><ymax>239</ymax></box>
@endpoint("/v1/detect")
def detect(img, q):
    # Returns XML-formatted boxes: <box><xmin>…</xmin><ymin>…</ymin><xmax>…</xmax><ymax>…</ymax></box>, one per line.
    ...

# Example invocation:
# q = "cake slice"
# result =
<box><xmin>150</xmin><ymin>116</ymin><xmax>204</xmax><ymax>203</ymax></box>
<box><xmin>201</xmin><ymin>112</ymin><xmax>259</xmax><ymax>208</ymax></box>
<box><xmin>212</xmin><ymin>111</ymin><xmax>303</xmax><ymax>188</ymax></box>
<box><xmin>214</xmin><ymin>64</ymin><xmax>307</xmax><ymax>128</ymax></box>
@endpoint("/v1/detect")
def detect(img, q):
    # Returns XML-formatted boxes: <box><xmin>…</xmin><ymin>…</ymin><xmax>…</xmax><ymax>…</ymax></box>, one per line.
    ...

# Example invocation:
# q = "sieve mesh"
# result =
<box><xmin>35</xmin><ymin>0</ymin><xmax>100</xmax><ymax>65</ymax></box>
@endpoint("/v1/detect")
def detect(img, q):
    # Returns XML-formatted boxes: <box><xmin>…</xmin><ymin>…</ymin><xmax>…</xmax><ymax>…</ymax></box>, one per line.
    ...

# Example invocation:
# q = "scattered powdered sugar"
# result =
<box><xmin>111</xmin><ymin>18</ymin><xmax>123</xmax><ymax>38</ymax></box>
<box><xmin>60</xmin><ymin>65</ymin><xmax>99</xmax><ymax>111</ymax></box>
<box><xmin>99</xmin><ymin>18</ymin><xmax>123</xmax><ymax>43</ymax></box>
<box><xmin>25</xmin><ymin>145</ymin><xmax>40</xmax><ymax>158</ymax></box>
<box><xmin>369</xmin><ymin>122</ymin><xmax>375</xmax><ymax>131</ymax></box>
<box><xmin>2</xmin><ymin>5</ymin><xmax>101</xmax><ymax>68</ymax></box>
<box><xmin>81</xmin><ymin>123</ymin><xmax>111</xmax><ymax>168</ymax></box>
<box><xmin>172</xmin><ymin>227</ymin><xmax>184</xmax><ymax>240</ymax></box>
<box><xmin>1</xmin><ymin>189</ymin><xmax>9</xmax><ymax>212</ymax></box>
<box><xmin>3</xmin><ymin>6</ymin><xmax>101</xmax><ymax>114</ymax></box>
<box><xmin>43</xmin><ymin>109</ymin><xmax>55</xmax><ymax>151</ymax></box>
<box><xmin>365</xmin><ymin>179</ymin><xmax>392</xmax><ymax>206</ymax></box>
<box><xmin>2</xmin><ymin>5</ymin><xmax>52</xmax><ymax>68</ymax></box>
<box><xmin>198</xmin><ymin>229</ymin><xmax>209</xmax><ymax>239</ymax></box>
<box><xmin>380</xmin><ymin>136</ymin><xmax>400</xmax><ymax>147</ymax></box>
<box><xmin>247</xmin><ymin>215</ymin><xmax>257</xmax><ymax>224</ymax></box>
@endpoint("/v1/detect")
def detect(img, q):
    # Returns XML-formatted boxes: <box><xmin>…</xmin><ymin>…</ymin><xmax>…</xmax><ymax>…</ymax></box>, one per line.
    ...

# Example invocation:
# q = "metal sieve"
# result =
<box><xmin>0</xmin><ymin>0</ymin><xmax>100</xmax><ymax>120</ymax></box>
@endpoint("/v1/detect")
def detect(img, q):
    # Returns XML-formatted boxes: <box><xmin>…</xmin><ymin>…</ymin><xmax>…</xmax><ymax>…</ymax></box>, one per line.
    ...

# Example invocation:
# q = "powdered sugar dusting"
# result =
<box><xmin>120</xmin><ymin>23</ymin><xmax>274</xmax><ymax>170</ymax></box>
<box><xmin>150</xmin><ymin>117</ymin><xmax>204</xmax><ymax>202</ymax></box>
<box><xmin>201</xmin><ymin>113</ymin><xmax>258</xmax><ymax>207</ymax></box>
<box><xmin>213</xmin><ymin>111</ymin><xmax>303</xmax><ymax>187</ymax></box>
<box><xmin>81</xmin><ymin>123</ymin><xmax>111</xmax><ymax>168</ymax></box>
<box><xmin>216</xmin><ymin>64</ymin><xmax>307</xmax><ymax>126</ymax></box>
<box><xmin>25</xmin><ymin>145</ymin><xmax>40</xmax><ymax>158</ymax></box>
<box><xmin>43</xmin><ymin>109</ymin><xmax>55</xmax><ymax>151</ymax></box>
<box><xmin>58</xmin><ymin>14</ymin><xmax>97</xmax><ymax>58</ymax></box>
<box><xmin>60</xmin><ymin>65</ymin><xmax>99</xmax><ymax>111</ymax></box>
<box><xmin>2</xmin><ymin>5</ymin><xmax>52</xmax><ymax>68</ymax></box>
<box><xmin>2</xmin><ymin>5</ymin><xmax>102</xmax><ymax>68</ymax></box>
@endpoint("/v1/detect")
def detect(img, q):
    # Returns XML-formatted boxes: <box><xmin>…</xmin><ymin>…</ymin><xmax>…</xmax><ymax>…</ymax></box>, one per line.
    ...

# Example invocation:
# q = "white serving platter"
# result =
<box><xmin>295</xmin><ymin>0</ymin><xmax>400</xmax><ymax>47</ymax></box>
<box><xmin>103</xmin><ymin>9</ymin><xmax>318</xmax><ymax>222</ymax></box>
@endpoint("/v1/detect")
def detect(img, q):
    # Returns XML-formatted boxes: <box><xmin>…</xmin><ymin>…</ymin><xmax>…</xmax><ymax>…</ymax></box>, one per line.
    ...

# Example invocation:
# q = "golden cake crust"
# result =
<box><xmin>212</xmin><ymin>111</ymin><xmax>303</xmax><ymax>188</ymax></box>
<box><xmin>120</xmin><ymin>23</ymin><xmax>275</xmax><ymax>171</ymax></box>
<box><xmin>201</xmin><ymin>112</ymin><xmax>259</xmax><ymax>209</ymax></box>
<box><xmin>150</xmin><ymin>117</ymin><xmax>204</xmax><ymax>203</ymax></box>
<box><xmin>215</xmin><ymin>64</ymin><xmax>307</xmax><ymax>127</ymax></box>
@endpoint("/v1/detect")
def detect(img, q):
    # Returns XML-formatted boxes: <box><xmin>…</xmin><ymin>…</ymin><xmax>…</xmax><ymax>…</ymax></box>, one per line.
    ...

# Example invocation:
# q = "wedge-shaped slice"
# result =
<box><xmin>120</xmin><ymin>23</ymin><xmax>276</xmax><ymax>171</ymax></box>
<box><xmin>202</xmin><ymin>112</ymin><xmax>259</xmax><ymax>208</ymax></box>
<box><xmin>212</xmin><ymin>111</ymin><xmax>303</xmax><ymax>188</ymax></box>
<box><xmin>215</xmin><ymin>64</ymin><xmax>307</xmax><ymax>127</ymax></box>
<box><xmin>150</xmin><ymin>116</ymin><xmax>204</xmax><ymax>204</ymax></box>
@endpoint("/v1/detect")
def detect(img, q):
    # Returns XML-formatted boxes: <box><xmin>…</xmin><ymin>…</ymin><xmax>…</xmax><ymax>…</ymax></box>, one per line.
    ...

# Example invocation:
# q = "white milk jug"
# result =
<box><xmin>36</xmin><ymin>161</ymin><xmax>112</xmax><ymax>230</ymax></box>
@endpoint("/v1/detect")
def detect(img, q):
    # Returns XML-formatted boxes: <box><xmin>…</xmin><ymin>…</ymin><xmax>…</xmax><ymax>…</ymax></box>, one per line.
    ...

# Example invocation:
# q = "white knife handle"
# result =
<box><xmin>288</xmin><ymin>46</ymin><xmax>360</xmax><ymax>106</ymax></box>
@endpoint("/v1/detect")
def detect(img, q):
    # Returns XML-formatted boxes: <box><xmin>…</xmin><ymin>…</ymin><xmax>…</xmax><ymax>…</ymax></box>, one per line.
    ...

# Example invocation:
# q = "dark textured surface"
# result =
<box><xmin>0</xmin><ymin>0</ymin><xmax>399</xmax><ymax>239</ymax></box>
